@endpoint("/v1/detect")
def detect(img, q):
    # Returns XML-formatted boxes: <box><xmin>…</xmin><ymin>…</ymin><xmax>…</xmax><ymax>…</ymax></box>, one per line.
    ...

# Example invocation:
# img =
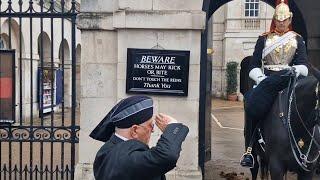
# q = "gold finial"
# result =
<box><xmin>298</xmin><ymin>139</ymin><xmax>304</xmax><ymax>149</ymax></box>
<box><xmin>207</xmin><ymin>48</ymin><xmax>214</xmax><ymax>55</ymax></box>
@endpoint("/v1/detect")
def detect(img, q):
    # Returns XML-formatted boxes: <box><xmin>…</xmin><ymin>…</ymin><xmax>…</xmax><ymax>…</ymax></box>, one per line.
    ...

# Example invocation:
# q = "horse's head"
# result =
<box><xmin>295</xmin><ymin>65</ymin><xmax>320</xmax><ymax>127</ymax></box>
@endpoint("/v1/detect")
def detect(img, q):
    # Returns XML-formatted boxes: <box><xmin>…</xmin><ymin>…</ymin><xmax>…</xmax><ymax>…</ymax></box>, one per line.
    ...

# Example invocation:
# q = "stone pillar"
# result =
<box><xmin>76</xmin><ymin>1</ymin><xmax>205</xmax><ymax>179</ymax></box>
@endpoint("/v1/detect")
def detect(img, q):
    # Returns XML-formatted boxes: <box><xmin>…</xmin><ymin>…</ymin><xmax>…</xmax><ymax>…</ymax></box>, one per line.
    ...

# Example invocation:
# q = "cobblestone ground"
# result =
<box><xmin>205</xmin><ymin>98</ymin><xmax>251</xmax><ymax>180</ymax></box>
<box><xmin>205</xmin><ymin>98</ymin><xmax>319</xmax><ymax>180</ymax></box>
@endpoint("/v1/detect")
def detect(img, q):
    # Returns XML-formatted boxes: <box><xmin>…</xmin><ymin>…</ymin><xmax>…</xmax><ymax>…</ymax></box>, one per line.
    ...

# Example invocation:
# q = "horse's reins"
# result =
<box><xmin>287</xmin><ymin>74</ymin><xmax>320</xmax><ymax>171</ymax></box>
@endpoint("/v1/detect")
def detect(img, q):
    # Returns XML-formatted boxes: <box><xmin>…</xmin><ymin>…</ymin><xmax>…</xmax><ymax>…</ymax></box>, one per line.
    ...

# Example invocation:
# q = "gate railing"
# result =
<box><xmin>0</xmin><ymin>1</ymin><xmax>80</xmax><ymax>180</ymax></box>
<box><xmin>1</xmin><ymin>164</ymin><xmax>72</xmax><ymax>180</ymax></box>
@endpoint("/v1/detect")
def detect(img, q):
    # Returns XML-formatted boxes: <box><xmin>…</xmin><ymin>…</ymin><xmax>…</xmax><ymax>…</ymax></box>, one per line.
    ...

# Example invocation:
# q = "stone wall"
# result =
<box><xmin>76</xmin><ymin>0</ymin><xmax>206</xmax><ymax>179</ymax></box>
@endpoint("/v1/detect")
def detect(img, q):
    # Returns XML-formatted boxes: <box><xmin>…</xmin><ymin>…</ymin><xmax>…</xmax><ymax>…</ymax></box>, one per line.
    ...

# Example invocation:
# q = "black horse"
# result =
<box><xmin>240</xmin><ymin>62</ymin><xmax>320</xmax><ymax>179</ymax></box>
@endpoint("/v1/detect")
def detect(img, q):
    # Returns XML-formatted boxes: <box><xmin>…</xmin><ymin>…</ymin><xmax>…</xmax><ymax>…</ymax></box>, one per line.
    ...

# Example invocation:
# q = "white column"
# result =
<box><xmin>76</xmin><ymin>0</ymin><xmax>206</xmax><ymax>179</ymax></box>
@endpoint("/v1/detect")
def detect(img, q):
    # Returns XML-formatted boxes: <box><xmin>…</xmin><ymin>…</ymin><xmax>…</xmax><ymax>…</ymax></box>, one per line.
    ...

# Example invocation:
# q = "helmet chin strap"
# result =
<box><xmin>274</xmin><ymin>27</ymin><xmax>290</xmax><ymax>35</ymax></box>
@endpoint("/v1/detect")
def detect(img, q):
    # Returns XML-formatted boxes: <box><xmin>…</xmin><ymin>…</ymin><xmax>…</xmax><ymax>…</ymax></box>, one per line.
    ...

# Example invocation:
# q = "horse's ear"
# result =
<box><xmin>308</xmin><ymin>63</ymin><xmax>320</xmax><ymax>81</ymax></box>
<box><xmin>240</xmin><ymin>56</ymin><xmax>253</xmax><ymax>95</ymax></box>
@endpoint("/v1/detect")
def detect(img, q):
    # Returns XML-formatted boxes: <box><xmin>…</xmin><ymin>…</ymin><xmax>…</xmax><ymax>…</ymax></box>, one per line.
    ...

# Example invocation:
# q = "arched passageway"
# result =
<box><xmin>205</xmin><ymin>0</ymin><xmax>319</xmax><ymax>65</ymax></box>
<box><xmin>58</xmin><ymin>39</ymin><xmax>72</xmax><ymax>108</ymax></box>
<box><xmin>76</xmin><ymin>44</ymin><xmax>81</xmax><ymax>107</ymax></box>
<box><xmin>200</xmin><ymin>0</ymin><xmax>320</xmax><ymax>176</ymax></box>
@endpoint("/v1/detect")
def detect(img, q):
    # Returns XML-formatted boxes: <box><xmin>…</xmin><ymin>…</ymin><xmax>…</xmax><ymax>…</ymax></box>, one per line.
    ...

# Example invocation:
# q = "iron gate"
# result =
<box><xmin>0</xmin><ymin>0</ymin><xmax>80</xmax><ymax>180</ymax></box>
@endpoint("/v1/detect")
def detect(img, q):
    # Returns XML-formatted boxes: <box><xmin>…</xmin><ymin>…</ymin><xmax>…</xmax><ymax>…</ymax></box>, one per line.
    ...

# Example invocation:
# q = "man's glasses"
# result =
<box><xmin>139</xmin><ymin>122</ymin><xmax>154</xmax><ymax>131</ymax></box>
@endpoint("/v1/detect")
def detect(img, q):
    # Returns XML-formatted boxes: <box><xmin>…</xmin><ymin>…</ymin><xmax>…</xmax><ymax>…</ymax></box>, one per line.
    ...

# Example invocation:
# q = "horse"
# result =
<box><xmin>241</xmin><ymin>64</ymin><xmax>320</xmax><ymax>180</ymax></box>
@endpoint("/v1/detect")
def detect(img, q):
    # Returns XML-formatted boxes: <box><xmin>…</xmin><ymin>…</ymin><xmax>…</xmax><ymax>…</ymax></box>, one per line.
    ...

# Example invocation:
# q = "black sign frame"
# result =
<box><xmin>0</xmin><ymin>50</ymin><xmax>16</xmax><ymax>124</ymax></box>
<box><xmin>126</xmin><ymin>48</ymin><xmax>190</xmax><ymax>96</ymax></box>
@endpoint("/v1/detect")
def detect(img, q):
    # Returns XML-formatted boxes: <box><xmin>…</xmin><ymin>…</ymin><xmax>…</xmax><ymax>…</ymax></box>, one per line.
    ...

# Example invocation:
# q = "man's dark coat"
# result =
<box><xmin>93</xmin><ymin>123</ymin><xmax>189</xmax><ymax>180</ymax></box>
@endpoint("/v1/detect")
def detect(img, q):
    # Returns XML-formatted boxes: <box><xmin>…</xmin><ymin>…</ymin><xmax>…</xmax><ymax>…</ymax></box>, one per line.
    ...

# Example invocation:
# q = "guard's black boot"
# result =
<box><xmin>240</xmin><ymin>147</ymin><xmax>254</xmax><ymax>168</ymax></box>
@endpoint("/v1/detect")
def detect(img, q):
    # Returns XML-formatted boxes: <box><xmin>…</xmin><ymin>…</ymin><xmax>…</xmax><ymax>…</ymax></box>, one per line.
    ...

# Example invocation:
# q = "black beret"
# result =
<box><xmin>89</xmin><ymin>96</ymin><xmax>153</xmax><ymax>142</ymax></box>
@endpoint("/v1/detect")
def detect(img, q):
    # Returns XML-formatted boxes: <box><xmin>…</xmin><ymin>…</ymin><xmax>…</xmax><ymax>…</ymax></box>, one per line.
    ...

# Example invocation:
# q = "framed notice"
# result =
<box><xmin>0</xmin><ymin>50</ymin><xmax>15</xmax><ymax>124</ymax></box>
<box><xmin>126</xmin><ymin>48</ymin><xmax>190</xmax><ymax>96</ymax></box>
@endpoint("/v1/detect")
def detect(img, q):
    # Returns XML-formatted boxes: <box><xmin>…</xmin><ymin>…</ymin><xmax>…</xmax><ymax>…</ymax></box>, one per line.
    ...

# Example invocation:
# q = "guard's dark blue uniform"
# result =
<box><xmin>93</xmin><ymin>123</ymin><xmax>189</xmax><ymax>180</ymax></box>
<box><xmin>249</xmin><ymin>34</ymin><xmax>308</xmax><ymax>72</ymax></box>
<box><xmin>245</xmin><ymin>32</ymin><xmax>308</xmax><ymax>120</ymax></box>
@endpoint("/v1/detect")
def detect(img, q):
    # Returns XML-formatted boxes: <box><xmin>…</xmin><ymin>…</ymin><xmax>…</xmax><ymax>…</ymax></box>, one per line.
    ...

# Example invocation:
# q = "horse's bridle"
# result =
<box><xmin>287</xmin><ymin>75</ymin><xmax>320</xmax><ymax>172</ymax></box>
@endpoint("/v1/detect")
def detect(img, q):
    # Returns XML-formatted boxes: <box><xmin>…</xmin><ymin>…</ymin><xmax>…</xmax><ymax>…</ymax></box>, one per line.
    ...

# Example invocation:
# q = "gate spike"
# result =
<box><xmin>13</xmin><ymin>165</ymin><xmax>18</xmax><ymax>176</ymax></box>
<box><xmin>28</xmin><ymin>0</ymin><xmax>33</xmax><ymax>10</ymax></box>
<box><xmin>61</xmin><ymin>0</ymin><xmax>65</xmax><ymax>10</ymax></box>
<box><xmin>7</xmin><ymin>0</ymin><xmax>12</xmax><ymax>9</ymax></box>
<box><xmin>49</xmin><ymin>0</ymin><xmax>54</xmax><ymax>12</ymax></box>
<box><xmin>65</xmin><ymin>165</ymin><xmax>70</xmax><ymax>175</ymax></box>
<box><xmin>65</xmin><ymin>165</ymin><xmax>70</xmax><ymax>173</ymax></box>
<box><xmin>23</xmin><ymin>165</ymin><xmax>28</xmax><ymax>173</ymax></box>
<box><xmin>44</xmin><ymin>165</ymin><xmax>49</xmax><ymax>177</ymax></box>
<box><xmin>71</xmin><ymin>0</ymin><xmax>76</xmax><ymax>10</ymax></box>
<box><xmin>3</xmin><ymin>164</ymin><xmax>7</xmax><ymax>171</ymax></box>
<box><xmin>13</xmin><ymin>165</ymin><xmax>18</xmax><ymax>171</ymax></box>
<box><xmin>55</xmin><ymin>165</ymin><xmax>60</xmax><ymax>173</ymax></box>
<box><xmin>34</xmin><ymin>165</ymin><xmax>39</xmax><ymax>172</ymax></box>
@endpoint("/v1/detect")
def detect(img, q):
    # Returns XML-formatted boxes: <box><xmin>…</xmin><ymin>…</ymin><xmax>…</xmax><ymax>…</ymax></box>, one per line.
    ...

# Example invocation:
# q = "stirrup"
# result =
<box><xmin>240</xmin><ymin>147</ymin><xmax>255</xmax><ymax>168</ymax></box>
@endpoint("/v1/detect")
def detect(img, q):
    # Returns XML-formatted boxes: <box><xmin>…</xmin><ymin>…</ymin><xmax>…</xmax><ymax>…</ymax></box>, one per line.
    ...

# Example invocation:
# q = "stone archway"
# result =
<box><xmin>58</xmin><ymin>39</ymin><xmax>71</xmax><ymax>108</ymax></box>
<box><xmin>1</xmin><ymin>18</ymin><xmax>26</xmax><ymax>53</ymax></box>
<box><xmin>76</xmin><ymin>44</ymin><xmax>81</xmax><ymax>108</ymax></box>
<box><xmin>205</xmin><ymin>0</ymin><xmax>319</xmax><ymax>65</ymax></box>
<box><xmin>2</xmin><ymin>19</ymin><xmax>26</xmax><ymax>122</ymax></box>
<box><xmin>0</xmin><ymin>33</ymin><xmax>9</xmax><ymax>50</ymax></box>
<box><xmin>201</xmin><ymin>0</ymin><xmax>313</xmax><ymax>175</ymax></box>
<box><xmin>37</xmin><ymin>32</ymin><xmax>51</xmax><ymax>63</ymax></box>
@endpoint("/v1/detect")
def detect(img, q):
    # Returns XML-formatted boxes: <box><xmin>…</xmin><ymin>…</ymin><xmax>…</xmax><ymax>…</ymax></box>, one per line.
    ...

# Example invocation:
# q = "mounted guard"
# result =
<box><xmin>240</xmin><ymin>0</ymin><xmax>309</xmax><ymax>168</ymax></box>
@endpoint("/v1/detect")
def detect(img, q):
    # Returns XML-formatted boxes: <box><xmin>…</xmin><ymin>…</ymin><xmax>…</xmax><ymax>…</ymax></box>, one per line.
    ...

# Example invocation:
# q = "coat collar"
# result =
<box><xmin>109</xmin><ymin>134</ymin><xmax>124</xmax><ymax>145</ymax></box>
<box><xmin>109</xmin><ymin>134</ymin><xmax>150</xmax><ymax>149</ymax></box>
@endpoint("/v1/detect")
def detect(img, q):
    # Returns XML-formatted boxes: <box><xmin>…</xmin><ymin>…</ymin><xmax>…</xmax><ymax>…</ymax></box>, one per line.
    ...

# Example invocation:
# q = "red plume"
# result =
<box><xmin>269</xmin><ymin>0</ymin><xmax>292</xmax><ymax>32</ymax></box>
<box><xmin>276</xmin><ymin>0</ymin><xmax>289</xmax><ymax>4</ymax></box>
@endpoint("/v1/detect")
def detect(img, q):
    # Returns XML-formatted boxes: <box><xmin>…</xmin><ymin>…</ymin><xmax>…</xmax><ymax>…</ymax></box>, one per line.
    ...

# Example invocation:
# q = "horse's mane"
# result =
<box><xmin>308</xmin><ymin>63</ymin><xmax>320</xmax><ymax>81</ymax></box>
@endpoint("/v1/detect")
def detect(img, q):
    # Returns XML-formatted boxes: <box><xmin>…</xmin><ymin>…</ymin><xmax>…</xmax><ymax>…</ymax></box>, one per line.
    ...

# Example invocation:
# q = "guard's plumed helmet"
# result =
<box><xmin>273</xmin><ymin>0</ymin><xmax>292</xmax><ymax>21</ymax></box>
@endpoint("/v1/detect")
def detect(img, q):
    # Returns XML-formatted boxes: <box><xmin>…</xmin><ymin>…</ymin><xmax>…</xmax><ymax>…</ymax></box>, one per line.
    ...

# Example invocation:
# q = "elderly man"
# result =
<box><xmin>240</xmin><ymin>0</ymin><xmax>309</xmax><ymax>168</ymax></box>
<box><xmin>90</xmin><ymin>95</ymin><xmax>189</xmax><ymax>180</ymax></box>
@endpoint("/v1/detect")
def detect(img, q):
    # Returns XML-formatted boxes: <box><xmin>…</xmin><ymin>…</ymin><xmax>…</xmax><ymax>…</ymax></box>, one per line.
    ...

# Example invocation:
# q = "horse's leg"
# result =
<box><xmin>259</xmin><ymin>155</ymin><xmax>269</xmax><ymax>179</ymax></box>
<box><xmin>250</xmin><ymin>154</ymin><xmax>259</xmax><ymax>180</ymax></box>
<box><xmin>269</xmin><ymin>156</ymin><xmax>285</xmax><ymax>180</ymax></box>
<box><xmin>297</xmin><ymin>172</ymin><xmax>313</xmax><ymax>180</ymax></box>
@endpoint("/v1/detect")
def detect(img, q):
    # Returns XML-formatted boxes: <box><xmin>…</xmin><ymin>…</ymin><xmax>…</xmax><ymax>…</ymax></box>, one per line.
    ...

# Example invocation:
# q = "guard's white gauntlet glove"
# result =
<box><xmin>292</xmin><ymin>65</ymin><xmax>308</xmax><ymax>77</ymax></box>
<box><xmin>249</xmin><ymin>68</ymin><xmax>267</xmax><ymax>85</ymax></box>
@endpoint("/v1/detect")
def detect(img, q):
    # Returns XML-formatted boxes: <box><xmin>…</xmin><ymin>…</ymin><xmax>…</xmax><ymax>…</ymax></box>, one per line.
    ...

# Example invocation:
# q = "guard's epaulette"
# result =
<box><xmin>291</xmin><ymin>31</ymin><xmax>301</xmax><ymax>37</ymax></box>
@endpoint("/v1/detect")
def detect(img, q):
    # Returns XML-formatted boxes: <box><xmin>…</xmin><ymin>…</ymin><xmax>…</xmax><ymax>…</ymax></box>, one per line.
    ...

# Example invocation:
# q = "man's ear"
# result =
<box><xmin>130</xmin><ymin>125</ymin><xmax>139</xmax><ymax>138</ymax></box>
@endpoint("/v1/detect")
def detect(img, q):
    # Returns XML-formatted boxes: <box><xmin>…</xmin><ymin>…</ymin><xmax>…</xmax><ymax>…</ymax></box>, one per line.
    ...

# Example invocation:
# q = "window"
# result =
<box><xmin>245</xmin><ymin>0</ymin><xmax>259</xmax><ymax>17</ymax></box>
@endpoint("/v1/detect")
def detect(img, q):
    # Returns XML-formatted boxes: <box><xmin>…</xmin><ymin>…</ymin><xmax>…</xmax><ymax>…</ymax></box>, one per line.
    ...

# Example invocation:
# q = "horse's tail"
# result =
<box><xmin>259</xmin><ymin>155</ymin><xmax>269</xmax><ymax>179</ymax></box>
